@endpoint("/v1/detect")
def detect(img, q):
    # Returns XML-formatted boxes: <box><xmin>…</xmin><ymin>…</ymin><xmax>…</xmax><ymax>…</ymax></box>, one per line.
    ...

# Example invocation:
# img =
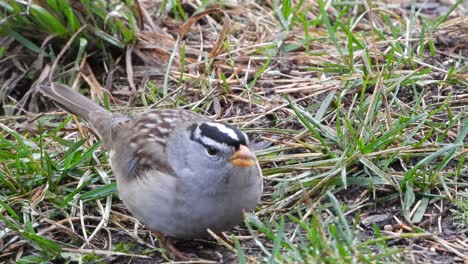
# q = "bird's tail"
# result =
<box><xmin>39</xmin><ymin>82</ymin><xmax>108</xmax><ymax>121</ymax></box>
<box><xmin>39</xmin><ymin>82</ymin><xmax>116</xmax><ymax>146</ymax></box>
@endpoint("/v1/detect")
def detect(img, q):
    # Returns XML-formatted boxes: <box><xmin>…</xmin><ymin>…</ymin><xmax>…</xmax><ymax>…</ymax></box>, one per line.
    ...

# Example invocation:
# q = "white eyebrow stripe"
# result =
<box><xmin>206</xmin><ymin>122</ymin><xmax>239</xmax><ymax>141</ymax></box>
<box><xmin>200</xmin><ymin>136</ymin><xmax>227</xmax><ymax>150</ymax></box>
<box><xmin>192</xmin><ymin>124</ymin><xmax>202</xmax><ymax>140</ymax></box>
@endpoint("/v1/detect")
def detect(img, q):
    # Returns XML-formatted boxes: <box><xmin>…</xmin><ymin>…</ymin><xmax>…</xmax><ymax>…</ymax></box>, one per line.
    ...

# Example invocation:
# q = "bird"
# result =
<box><xmin>39</xmin><ymin>82</ymin><xmax>263</xmax><ymax>259</ymax></box>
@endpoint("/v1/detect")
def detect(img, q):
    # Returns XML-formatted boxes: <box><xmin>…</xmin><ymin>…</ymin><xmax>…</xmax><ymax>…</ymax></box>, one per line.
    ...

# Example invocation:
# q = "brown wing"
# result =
<box><xmin>112</xmin><ymin>109</ymin><xmax>209</xmax><ymax>179</ymax></box>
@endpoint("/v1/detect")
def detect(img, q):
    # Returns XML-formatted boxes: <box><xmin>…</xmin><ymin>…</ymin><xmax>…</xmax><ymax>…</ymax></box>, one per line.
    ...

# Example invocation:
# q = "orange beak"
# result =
<box><xmin>230</xmin><ymin>145</ymin><xmax>256</xmax><ymax>167</ymax></box>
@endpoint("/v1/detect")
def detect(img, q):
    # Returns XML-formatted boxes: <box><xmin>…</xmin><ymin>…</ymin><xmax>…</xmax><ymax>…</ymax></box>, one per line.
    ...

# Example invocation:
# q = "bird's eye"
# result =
<box><xmin>205</xmin><ymin>145</ymin><xmax>219</xmax><ymax>157</ymax></box>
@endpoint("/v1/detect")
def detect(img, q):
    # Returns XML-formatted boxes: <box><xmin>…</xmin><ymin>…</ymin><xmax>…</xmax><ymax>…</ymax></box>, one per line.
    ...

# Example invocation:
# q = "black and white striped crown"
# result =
<box><xmin>190</xmin><ymin>122</ymin><xmax>248</xmax><ymax>149</ymax></box>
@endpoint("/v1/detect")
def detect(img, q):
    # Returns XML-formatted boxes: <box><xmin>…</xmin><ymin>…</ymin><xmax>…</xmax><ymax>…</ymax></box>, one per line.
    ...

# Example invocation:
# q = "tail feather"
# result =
<box><xmin>39</xmin><ymin>82</ymin><xmax>107</xmax><ymax>121</ymax></box>
<box><xmin>40</xmin><ymin>82</ymin><xmax>115</xmax><ymax>146</ymax></box>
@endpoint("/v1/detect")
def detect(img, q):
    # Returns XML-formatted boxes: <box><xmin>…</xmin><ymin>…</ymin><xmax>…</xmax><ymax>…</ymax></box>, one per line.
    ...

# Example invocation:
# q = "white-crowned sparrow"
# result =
<box><xmin>39</xmin><ymin>82</ymin><xmax>263</xmax><ymax>258</ymax></box>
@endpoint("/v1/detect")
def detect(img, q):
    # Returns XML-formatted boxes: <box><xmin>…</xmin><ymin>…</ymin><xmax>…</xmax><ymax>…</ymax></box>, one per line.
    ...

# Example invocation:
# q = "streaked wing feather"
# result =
<box><xmin>119</xmin><ymin>110</ymin><xmax>208</xmax><ymax>179</ymax></box>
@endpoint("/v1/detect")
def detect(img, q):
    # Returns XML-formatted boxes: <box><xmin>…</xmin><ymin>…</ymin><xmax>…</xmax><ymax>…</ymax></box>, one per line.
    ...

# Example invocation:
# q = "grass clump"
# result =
<box><xmin>0</xmin><ymin>0</ymin><xmax>139</xmax><ymax>48</ymax></box>
<box><xmin>452</xmin><ymin>190</ymin><xmax>468</xmax><ymax>228</ymax></box>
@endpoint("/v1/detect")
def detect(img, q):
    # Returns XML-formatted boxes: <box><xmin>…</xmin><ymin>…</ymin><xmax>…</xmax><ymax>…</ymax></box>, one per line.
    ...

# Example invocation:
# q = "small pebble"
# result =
<box><xmin>384</xmin><ymin>225</ymin><xmax>393</xmax><ymax>231</ymax></box>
